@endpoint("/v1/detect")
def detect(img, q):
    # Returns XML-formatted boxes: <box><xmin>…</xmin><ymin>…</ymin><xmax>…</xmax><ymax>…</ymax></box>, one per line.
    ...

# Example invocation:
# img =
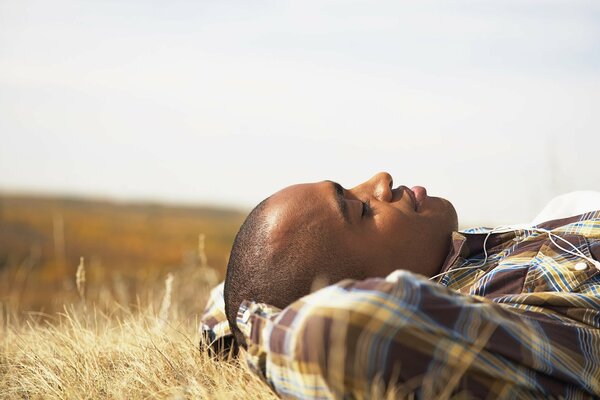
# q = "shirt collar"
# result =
<box><xmin>438</xmin><ymin>229</ymin><xmax>520</xmax><ymax>274</ymax></box>
<box><xmin>438</xmin><ymin>210</ymin><xmax>599</xmax><ymax>275</ymax></box>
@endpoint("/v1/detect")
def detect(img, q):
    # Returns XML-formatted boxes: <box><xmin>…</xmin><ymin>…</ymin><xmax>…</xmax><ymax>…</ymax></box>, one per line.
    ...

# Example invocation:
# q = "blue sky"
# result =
<box><xmin>1</xmin><ymin>0</ymin><xmax>599</xmax><ymax>225</ymax></box>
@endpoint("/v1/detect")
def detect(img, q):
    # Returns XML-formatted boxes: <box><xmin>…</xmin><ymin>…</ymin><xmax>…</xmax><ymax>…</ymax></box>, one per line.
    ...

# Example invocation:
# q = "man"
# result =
<box><xmin>201</xmin><ymin>172</ymin><xmax>600</xmax><ymax>399</ymax></box>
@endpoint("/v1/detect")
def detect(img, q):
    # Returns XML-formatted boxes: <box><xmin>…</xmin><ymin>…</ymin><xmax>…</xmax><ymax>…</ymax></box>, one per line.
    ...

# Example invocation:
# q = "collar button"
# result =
<box><xmin>574</xmin><ymin>262</ymin><xmax>588</xmax><ymax>271</ymax></box>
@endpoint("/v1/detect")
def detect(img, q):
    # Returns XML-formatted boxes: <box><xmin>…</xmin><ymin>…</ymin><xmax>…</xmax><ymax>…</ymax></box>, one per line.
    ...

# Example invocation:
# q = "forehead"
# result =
<box><xmin>264</xmin><ymin>181</ymin><xmax>341</xmax><ymax>234</ymax></box>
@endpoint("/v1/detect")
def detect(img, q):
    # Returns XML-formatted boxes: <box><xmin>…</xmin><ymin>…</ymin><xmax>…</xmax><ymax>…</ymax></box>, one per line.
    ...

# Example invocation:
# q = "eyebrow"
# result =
<box><xmin>326</xmin><ymin>180</ymin><xmax>350</xmax><ymax>224</ymax></box>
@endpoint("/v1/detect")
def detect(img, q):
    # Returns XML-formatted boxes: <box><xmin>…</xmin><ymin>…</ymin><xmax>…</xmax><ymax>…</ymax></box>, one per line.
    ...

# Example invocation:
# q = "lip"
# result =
<box><xmin>396</xmin><ymin>185</ymin><xmax>418</xmax><ymax>211</ymax></box>
<box><xmin>410</xmin><ymin>186</ymin><xmax>428</xmax><ymax>210</ymax></box>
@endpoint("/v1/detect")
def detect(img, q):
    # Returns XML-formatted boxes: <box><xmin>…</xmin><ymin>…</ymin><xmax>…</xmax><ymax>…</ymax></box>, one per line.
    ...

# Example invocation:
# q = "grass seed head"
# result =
<box><xmin>75</xmin><ymin>257</ymin><xmax>86</xmax><ymax>301</ymax></box>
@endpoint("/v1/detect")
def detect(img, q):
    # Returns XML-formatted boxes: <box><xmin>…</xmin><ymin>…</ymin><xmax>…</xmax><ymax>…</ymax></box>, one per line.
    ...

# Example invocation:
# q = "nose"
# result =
<box><xmin>353</xmin><ymin>172</ymin><xmax>393</xmax><ymax>202</ymax></box>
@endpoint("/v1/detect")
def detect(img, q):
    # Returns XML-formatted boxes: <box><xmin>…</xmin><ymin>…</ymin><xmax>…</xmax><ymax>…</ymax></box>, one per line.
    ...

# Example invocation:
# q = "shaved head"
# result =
<box><xmin>224</xmin><ymin>194</ymin><xmax>359</xmax><ymax>348</ymax></box>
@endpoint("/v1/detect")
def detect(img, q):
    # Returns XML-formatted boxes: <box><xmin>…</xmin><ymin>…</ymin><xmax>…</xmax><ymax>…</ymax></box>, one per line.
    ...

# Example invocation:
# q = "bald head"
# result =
<box><xmin>223</xmin><ymin>192</ymin><xmax>358</xmax><ymax>348</ymax></box>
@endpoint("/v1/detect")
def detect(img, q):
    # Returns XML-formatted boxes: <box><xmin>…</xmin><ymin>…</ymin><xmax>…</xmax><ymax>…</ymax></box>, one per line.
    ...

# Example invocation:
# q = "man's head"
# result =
<box><xmin>224</xmin><ymin>172</ymin><xmax>458</xmax><ymax>347</ymax></box>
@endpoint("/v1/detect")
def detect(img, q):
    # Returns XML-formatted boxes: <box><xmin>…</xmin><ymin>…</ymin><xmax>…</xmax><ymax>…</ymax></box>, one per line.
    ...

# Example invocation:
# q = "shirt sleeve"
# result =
<box><xmin>199</xmin><ymin>282</ymin><xmax>236</xmax><ymax>356</ymax></box>
<box><xmin>236</xmin><ymin>270</ymin><xmax>600</xmax><ymax>399</ymax></box>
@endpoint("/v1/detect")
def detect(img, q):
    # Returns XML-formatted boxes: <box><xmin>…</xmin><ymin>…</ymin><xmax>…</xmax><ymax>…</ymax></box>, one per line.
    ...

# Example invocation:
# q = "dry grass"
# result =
<box><xmin>0</xmin><ymin>194</ymin><xmax>245</xmax><ymax>312</ymax></box>
<box><xmin>0</xmin><ymin>197</ymin><xmax>276</xmax><ymax>399</ymax></box>
<box><xmin>0</xmin><ymin>305</ymin><xmax>276</xmax><ymax>399</ymax></box>
<box><xmin>0</xmin><ymin>251</ymin><xmax>277</xmax><ymax>399</ymax></box>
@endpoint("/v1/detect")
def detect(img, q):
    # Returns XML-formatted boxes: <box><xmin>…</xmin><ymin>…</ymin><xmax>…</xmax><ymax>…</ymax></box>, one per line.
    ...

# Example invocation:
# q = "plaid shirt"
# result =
<box><xmin>201</xmin><ymin>211</ymin><xmax>600</xmax><ymax>399</ymax></box>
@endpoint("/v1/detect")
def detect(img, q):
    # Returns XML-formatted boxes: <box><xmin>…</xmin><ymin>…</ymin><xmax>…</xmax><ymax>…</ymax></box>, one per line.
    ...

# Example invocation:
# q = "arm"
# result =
<box><xmin>237</xmin><ymin>271</ymin><xmax>600</xmax><ymax>399</ymax></box>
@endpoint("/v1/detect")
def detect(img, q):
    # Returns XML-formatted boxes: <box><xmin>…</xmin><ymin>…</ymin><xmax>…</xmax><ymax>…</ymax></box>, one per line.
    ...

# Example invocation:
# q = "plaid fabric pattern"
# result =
<box><xmin>201</xmin><ymin>211</ymin><xmax>600</xmax><ymax>399</ymax></box>
<box><xmin>200</xmin><ymin>282</ymin><xmax>231</xmax><ymax>341</ymax></box>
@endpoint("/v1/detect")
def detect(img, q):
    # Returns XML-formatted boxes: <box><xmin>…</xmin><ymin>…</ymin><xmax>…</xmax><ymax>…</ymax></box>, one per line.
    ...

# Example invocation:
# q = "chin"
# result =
<box><xmin>436</xmin><ymin>197</ymin><xmax>459</xmax><ymax>232</ymax></box>
<box><xmin>445</xmin><ymin>201</ymin><xmax>459</xmax><ymax>231</ymax></box>
<box><xmin>429</xmin><ymin>197</ymin><xmax>457</xmax><ymax>222</ymax></box>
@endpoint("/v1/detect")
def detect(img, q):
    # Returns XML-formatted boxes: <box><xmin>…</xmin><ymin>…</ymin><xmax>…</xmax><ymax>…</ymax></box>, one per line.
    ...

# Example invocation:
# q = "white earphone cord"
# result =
<box><xmin>430</xmin><ymin>225</ymin><xmax>600</xmax><ymax>282</ymax></box>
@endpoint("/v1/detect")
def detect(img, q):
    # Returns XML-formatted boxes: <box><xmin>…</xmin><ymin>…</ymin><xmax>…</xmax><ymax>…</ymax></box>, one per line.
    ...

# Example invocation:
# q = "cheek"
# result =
<box><xmin>371</xmin><ymin>212</ymin><xmax>416</xmax><ymax>250</ymax></box>
<box><xmin>373</xmin><ymin>209</ymin><xmax>412</xmax><ymax>233</ymax></box>
<box><xmin>374</xmin><ymin>211</ymin><xmax>446</xmax><ymax>258</ymax></box>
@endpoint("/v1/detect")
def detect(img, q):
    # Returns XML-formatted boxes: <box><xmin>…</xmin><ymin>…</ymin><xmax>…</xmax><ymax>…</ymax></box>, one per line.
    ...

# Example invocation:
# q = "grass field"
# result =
<box><xmin>0</xmin><ymin>194</ymin><xmax>278</xmax><ymax>398</ymax></box>
<box><xmin>0</xmin><ymin>194</ymin><xmax>246</xmax><ymax>312</ymax></box>
<box><xmin>0</xmin><ymin>264</ymin><xmax>277</xmax><ymax>399</ymax></box>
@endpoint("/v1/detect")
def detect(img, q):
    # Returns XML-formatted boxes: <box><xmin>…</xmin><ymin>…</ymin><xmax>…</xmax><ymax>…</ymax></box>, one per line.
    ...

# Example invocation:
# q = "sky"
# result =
<box><xmin>1</xmin><ymin>0</ymin><xmax>599</xmax><ymax>225</ymax></box>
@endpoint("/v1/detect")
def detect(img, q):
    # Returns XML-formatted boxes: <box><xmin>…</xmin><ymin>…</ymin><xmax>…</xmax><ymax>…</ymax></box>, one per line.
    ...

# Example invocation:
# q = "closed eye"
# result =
<box><xmin>361</xmin><ymin>200</ymin><xmax>372</xmax><ymax>217</ymax></box>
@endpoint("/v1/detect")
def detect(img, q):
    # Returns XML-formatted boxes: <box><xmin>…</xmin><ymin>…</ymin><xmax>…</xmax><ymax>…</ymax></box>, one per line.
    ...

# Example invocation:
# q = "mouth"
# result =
<box><xmin>410</xmin><ymin>186</ymin><xmax>428</xmax><ymax>211</ymax></box>
<box><xmin>396</xmin><ymin>186</ymin><xmax>418</xmax><ymax>211</ymax></box>
<box><xmin>394</xmin><ymin>185</ymin><xmax>428</xmax><ymax>211</ymax></box>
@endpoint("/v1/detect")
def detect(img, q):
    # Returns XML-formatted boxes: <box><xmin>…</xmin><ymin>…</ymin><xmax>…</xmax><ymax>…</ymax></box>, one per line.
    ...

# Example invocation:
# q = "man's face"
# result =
<box><xmin>265</xmin><ymin>172</ymin><xmax>458</xmax><ymax>279</ymax></box>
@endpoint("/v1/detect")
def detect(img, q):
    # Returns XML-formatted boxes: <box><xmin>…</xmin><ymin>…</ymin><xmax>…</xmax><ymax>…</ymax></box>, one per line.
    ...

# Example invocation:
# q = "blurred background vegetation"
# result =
<box><xmin>0</xmin><ymin>193</ymin><xmax>245</xmax><ymax>313</ymax></box>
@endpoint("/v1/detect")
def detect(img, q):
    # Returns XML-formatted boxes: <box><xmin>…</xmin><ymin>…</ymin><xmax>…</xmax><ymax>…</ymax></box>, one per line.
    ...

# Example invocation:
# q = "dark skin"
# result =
<box><xmin>264</xmin><ymin>172</ymin><xmax>459</xmax><ymax>279</ymax></box>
